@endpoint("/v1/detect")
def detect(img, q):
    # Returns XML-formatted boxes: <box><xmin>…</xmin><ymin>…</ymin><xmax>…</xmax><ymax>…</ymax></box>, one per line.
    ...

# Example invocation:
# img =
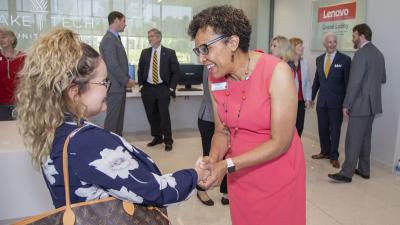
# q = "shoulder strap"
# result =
<box><xmin>61</xmin><ymin>126</ymin><xmax>87</xmax><ymax>225</ymax></box>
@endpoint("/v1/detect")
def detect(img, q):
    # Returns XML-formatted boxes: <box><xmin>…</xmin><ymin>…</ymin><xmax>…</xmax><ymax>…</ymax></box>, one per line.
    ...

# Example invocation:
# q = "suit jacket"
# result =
<box><xmin>343</xmin><ymin>42</ymin><xmax>386</xmax><ymax>116</ymax></box>
<box><xmin>137</xmin><ymin>46</ymin><xmax>180</xmax><ymax>89</ymax></box>
<box><xmin>312</xmin><ymin>51</ymin><xmax>351</xmax><ymax>108</ymax></box>
<box><xmin>99</xmin><ymin>31</ymin><xmax>129</xmax><ymax>93</ymax></box>
<box><xmin>198</xmin><ymin>67</ymin><xmax>214</xmax><ymax>122</ymax></box>
<box><xmin>289</xmin><ymin>58</ymin><xmax>312</xmax><ymax>101</ymax></box>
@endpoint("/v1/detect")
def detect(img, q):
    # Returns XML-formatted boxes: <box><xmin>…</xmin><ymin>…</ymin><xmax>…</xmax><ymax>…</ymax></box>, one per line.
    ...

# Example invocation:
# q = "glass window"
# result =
<box><xmin>3</xmin><ymin>0</ymin><xmax>270</xmax><ymax>65</ymax></box>
<box><xmin>0</xmin><ymin>1</ymin><xmax>8</xmax><ymax>10</ymax></box>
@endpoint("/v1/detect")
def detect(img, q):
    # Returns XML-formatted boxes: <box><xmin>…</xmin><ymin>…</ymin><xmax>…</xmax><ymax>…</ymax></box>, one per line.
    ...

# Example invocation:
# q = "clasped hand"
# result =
<box><xmin>194</xmin><ymin>156</ymin><xmax>227</xmax><ymax>189</ymax></box>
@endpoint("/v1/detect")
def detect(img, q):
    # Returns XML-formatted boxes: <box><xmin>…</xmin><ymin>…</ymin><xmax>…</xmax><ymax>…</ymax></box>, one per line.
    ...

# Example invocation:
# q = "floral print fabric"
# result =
<box><xmin>42</xmin><ymin>121</ymin><xmax>197</xmax><ymax>208</ymax></box>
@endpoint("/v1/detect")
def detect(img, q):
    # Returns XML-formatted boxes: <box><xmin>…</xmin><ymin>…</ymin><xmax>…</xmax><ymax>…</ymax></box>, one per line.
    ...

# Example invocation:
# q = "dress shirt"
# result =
<box><xmin>147</xmin><ymin>46</ymin><xmax>163</xmax><ymax>84</ymax></box>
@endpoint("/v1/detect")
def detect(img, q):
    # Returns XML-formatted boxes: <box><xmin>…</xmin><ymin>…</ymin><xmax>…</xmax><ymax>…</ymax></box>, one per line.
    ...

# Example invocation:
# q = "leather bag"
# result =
<box><xmin>13</xmin><ymin>127</ymin><xmax>170</xmax><ymax>225</ymax></box>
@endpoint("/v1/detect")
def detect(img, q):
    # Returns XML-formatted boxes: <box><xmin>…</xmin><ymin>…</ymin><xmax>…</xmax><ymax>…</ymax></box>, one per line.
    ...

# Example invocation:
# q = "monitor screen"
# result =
<box><xmin>178</xmin><ymin>64</ymin><xmax>203</xmax><ymax>91</ymax></box>
<box><xmin>128</xmin><ymin>64</ymin><xmax>135</xmax><ymax>80</ymax></box>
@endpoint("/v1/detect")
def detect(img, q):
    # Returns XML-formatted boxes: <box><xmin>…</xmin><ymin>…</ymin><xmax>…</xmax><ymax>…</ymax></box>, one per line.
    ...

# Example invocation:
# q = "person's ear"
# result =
<box><xmin>360</xmin><ymin>34</ymin><xmax>366</xmax><ymax>41</ymax></box>
<box><xmin>67</xmin><ymin>84</ymin><xmax>80</xmax><ymax>102</ymax></box>
<box><xmin>227</xmin><ymin>35</ymin><xmax>240</xmax><ymax>52</ymax></box>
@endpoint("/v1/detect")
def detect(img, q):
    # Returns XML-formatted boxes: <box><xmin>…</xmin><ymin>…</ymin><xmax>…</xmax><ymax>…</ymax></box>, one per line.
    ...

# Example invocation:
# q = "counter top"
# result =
<box><xmin>126</xmin><ymin>85</ymin><xmax>204</xmax><ymax>97</ymax></box>
<box><xmin>0</xmin><ymin>121</ymin><xmax>25</xmax><ymax>153</ymax></box>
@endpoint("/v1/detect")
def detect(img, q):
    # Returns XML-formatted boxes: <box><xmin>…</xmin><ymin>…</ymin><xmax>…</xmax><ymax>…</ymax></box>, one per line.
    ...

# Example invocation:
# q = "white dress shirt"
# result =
<box><xmin>147</xmin><ymin>46</ymin><xmax>163</xmax><ymax>84</ymax></box>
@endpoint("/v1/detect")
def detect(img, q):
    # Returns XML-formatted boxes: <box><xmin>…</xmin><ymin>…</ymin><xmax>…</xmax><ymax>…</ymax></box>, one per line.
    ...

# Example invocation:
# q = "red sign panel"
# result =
<box><xmin>318</xmin><ymin>1</ymin><xmax>356</xmax><ymax>22</ymax></box>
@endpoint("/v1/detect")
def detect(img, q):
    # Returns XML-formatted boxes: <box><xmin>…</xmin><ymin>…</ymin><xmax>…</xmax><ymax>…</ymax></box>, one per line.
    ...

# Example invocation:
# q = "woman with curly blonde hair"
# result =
<box><xmin>16</xmin><ymin>28</ymin><xmax>207</xmax><ymax>209</ymax></box>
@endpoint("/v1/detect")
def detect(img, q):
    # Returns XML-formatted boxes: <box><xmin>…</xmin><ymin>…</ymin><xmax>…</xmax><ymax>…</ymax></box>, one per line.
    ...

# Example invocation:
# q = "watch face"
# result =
<box><xmin>227</xmin><ymin>165</ymin><xmax>235</xmax><ymax>174</ymax></box>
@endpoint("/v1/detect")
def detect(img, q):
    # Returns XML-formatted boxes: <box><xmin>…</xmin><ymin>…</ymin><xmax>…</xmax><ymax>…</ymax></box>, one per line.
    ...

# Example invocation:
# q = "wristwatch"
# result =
<box><xmin>226</xmin><ymin>158</ymin><xmax>236</xmax><ymax>174</ymax></box>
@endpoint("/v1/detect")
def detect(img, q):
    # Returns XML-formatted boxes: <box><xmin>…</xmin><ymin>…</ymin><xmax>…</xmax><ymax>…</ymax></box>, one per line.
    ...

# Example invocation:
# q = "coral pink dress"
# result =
<box><xmin>210</xmin><ymin>54</ymin><xmax>306</xmax><ymax>225</ymax></box>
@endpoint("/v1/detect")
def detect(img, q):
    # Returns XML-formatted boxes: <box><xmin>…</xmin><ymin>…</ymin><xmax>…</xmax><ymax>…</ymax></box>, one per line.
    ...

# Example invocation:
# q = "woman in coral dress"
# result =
<box><xmin>188</xmin><ymin>5</ymin><xmax>306</xmax><ymax>225</ymax></box>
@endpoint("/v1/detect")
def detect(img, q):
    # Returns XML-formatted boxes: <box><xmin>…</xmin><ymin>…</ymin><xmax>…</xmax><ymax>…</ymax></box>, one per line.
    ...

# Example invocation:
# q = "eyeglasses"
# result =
<box><xmin>88</xmin><ymin>78</ymin><xmax>111</xmax><ymax>90</ymax></box>
<box><xmin>193</xmin><ymin>35</ymin><xmax>227</xmax><ymax>56</ymax></box>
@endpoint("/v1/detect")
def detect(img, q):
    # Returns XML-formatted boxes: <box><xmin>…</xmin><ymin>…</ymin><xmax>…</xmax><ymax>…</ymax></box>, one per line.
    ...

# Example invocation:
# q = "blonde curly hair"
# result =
<box><xmin>16</xmin><ymin>28</ymin><xmax>100</xmax><ymax>167</ymax></box>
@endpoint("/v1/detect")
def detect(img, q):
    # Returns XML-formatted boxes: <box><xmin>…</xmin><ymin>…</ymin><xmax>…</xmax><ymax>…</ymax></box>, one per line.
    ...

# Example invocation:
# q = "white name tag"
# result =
<box><xmin>334</xmin><ymin>64</ymin><xmax>342</xmax><ymax>68</ymax></box>
<box><xmin>211</xmin><ymin>82</ymin><xmax>227</xmax><ymax>91</ymax></box>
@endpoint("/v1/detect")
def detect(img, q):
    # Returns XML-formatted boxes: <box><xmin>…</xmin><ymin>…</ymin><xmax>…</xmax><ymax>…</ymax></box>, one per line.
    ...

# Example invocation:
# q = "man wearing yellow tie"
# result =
<box><xmin>138</xmin><ymin>28</ymin><xmax>180</xmax><ymax>151</ymax></box>
<box><xmin>311</xmin><ymin>33</ymin><xmax>351</xmax><ymax>168</ymax></box>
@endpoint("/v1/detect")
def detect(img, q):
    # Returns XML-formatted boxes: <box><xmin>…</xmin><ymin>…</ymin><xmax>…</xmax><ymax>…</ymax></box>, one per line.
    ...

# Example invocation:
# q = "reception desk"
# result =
<box><xmin>0</xmin><ymin>121</ymin><xmax>53</xmax><ymax>223</ymax></box>
<box><xmin>91</xmin><ymin>86</ymin><xmax>204</xmax><ymax>133</ymax></box>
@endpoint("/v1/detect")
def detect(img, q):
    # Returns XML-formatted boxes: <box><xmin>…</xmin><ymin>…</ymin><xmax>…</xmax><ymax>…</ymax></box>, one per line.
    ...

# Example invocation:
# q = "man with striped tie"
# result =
<box><xmin>138</xmin><ymin>28</ymin><xmax>180</xmax><ymax>151</ymax></box>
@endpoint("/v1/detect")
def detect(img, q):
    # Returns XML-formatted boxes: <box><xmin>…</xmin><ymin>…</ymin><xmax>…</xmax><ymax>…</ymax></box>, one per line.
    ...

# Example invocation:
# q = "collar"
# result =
<box><xmin>64</xmin><ymin>112</ymin><xmax>85</xmax><ymax>126</ymax></box>
<box><xmin>326</xmin><ymin>50</ymin><xmax>337</xmax><ymax>59</ymax></box>
<box><xmin>360</xmin><ymin>41</ymin><xmax>370</xmax><ymax>49</ymax></box>
<box><xmin>152</xmin><ymin>45</ymin><xmax>161</xmax><ymax>52</ymax></box>
<box><xmin>108</xmin><ymin>29</ymin><xmax>119</xmax><ymax>38</ymax></box>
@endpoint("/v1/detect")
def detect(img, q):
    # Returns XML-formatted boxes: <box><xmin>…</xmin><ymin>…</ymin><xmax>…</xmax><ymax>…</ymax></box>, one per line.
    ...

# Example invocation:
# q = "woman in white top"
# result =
<box><xmin>288</xmin><ymin>37</ymin><xmax>312</xmax><ymax>136</ymax></box>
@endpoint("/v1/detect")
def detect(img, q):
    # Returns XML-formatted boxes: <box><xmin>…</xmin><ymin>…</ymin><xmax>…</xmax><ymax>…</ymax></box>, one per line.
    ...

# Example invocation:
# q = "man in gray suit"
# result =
<box><xmin>328</xmin><ymin>23</ymin><xmax>386</xmax><ymax>183</ymax></box>
<box><xmin>100</xmin><ymin>11</ymin><xmax>136</xmax><ymax>136</ymax></box>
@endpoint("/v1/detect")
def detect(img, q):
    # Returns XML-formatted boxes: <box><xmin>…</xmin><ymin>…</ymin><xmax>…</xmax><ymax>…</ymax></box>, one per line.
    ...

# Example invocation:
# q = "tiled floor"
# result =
<box><xmin>125</xmin><ymin>129</ymin><xmax>400</xmax><ymax>225</ymax></box>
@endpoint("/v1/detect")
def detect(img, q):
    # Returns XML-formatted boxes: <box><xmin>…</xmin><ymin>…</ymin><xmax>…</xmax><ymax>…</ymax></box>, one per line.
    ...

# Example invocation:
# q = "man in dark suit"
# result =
<box><xmin>138</xmin><ymin>28</ymin><xmax>180</xmax><ymax>151</ymax></box>
<box><xmin>311</xmin><ymin>33</ymin><xmax>351</xmax><ymax>169</ymax></box>
<box><xmin>329</xmin><ymin>23</ymin><xmax>386</xmax><ymax>183</ymax></box>
<box><xmin>100</xmin><ymin>11</ymin><xmax>136</xmax><ymax>136</ymax></box>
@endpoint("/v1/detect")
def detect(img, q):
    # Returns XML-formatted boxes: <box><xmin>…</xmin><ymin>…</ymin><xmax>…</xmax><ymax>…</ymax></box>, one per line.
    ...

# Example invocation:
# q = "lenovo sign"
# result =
<box><xmin>318</xmin><ymin>1</ymin><xmax>356</xmax><ymax>23</ymax></box>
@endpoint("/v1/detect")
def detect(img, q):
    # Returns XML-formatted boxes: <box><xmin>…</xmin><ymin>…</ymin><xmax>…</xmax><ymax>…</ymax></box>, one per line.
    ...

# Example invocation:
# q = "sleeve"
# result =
<box><xmin>101</xmin><ymin>38</ymin><xmax>129</xmax><ymax>86</ymax></box>
<box><xmin>381</xmin><ymin>55</ymin><xmax>386</xmax><ymax>84</ymax></box>
<box><xmin>168</xmin><ymin>50</ymin><xmax>180</xmax><ymax>89</ymax></box>
<box><xmin>344</xmin><ymin>55</ymin><xmax>351</xmax><ymax>89</ymax></box>
<box><xmin>302</xmin><ymin>58</ymin><xmax>312</xmax><ymax>101</ymax></box>
<box><xmin>343</xmin><ymin>51</ymin><xmax>367</xmax><ymax>109</ymax></box>
<box><xmin>70</xmin><ymin>127</ymin><xmax>197</xmax><ymax>206</ymax></box>
<box><xmin>311</xmin><ymin>60</ymin><xmax>320</xmax><ymax>101</ymax></box>
<box><xmin>137</xmin><ymin>50</ymin><xmax>146</xmax><ymax>86</ymax></box>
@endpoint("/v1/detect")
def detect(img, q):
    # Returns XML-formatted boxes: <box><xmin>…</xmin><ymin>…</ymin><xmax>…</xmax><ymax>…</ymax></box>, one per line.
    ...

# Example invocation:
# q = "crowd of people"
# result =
<box><xmin>268</xmin><ymin>23</ymin><xmax>385</xmax><ymax>184</ymax></box>
<box><xmin>1</xmin><ymin>4</ymin><xmax>386</xmax><ymax>225</ymax></box>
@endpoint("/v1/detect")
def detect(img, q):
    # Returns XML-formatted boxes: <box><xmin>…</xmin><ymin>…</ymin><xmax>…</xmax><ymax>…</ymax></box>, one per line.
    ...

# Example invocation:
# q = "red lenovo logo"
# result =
<box><xmin>318</xmin><ymin>1</ymin><xmax>356</xmax><ymax>22</ymax></box>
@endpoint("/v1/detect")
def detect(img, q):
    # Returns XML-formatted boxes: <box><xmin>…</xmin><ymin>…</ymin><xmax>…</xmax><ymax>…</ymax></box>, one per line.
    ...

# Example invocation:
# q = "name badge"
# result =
<box><xmin>334</xmin><ymin>64</ymin><xmax>342</xmax><ymax>68</ymax></box>
<box><xmin>211</xmin><ymin>82</ymin><xmax>227</xmax><ymax>91</ymax></box>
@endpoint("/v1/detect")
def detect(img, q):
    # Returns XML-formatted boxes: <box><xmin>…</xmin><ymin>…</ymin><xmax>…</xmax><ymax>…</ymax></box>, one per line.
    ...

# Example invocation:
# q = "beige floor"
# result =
<box><xmin>125</xmin><ymin>129</ymin><xmax>400</xmax><ymax>225</ymax></box>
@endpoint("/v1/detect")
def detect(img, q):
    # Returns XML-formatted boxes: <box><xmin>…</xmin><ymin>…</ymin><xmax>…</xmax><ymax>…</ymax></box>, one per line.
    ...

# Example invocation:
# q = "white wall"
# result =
<box><xmin>274</xmin><ymin>0</ymin><xmax>400</xmax><ymax>171</ymax></box>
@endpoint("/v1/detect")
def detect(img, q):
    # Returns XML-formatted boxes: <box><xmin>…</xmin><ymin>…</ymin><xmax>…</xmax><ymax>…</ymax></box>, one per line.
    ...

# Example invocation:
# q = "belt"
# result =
<box><xmin>145</xmin><ymin>82</ymin><xmax>165</xmax><ymax>87</ymax></box>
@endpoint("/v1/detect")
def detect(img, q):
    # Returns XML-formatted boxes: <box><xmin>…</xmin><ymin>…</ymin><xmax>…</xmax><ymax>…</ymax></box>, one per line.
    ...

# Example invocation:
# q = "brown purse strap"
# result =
<box><xmin>62</xmin><ymin>126</ymin><xmax>86</xmax><ymax>225</ymax></box>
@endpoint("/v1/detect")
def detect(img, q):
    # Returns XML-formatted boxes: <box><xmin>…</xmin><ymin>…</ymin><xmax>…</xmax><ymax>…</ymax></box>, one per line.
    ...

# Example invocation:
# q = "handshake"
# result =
<box><xmin>194</xmin><ymin>156</ymin><xmax>227</xmax><ymax>190</ymax></box>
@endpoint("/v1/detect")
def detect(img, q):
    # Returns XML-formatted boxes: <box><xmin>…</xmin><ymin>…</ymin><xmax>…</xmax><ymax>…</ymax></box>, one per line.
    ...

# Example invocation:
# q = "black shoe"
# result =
<box><xmin>221</xmin><ymin>197</ymin><xmax>229</xmax><ymax>205</ymax></box>
<box><xmin>165</xmin><ymin>143</ymin><xmax>173</xmax><ymax>151</ymax></box>
<box><xmin>355</xmin><ymin>169</ymin><xmax>370</xmax><ymax>179</ymax></box>
<box><xmin>328</xmin><ymin>173</ymin><xmax>352</xmax><ymax>183</ymax></box>
<box><xmin>197</xmin><ymin>192</ymin><xmax>214</xmax><ymax>206</ymax></box>
<box><xmin>147</xmin><ymin>138</ymin><xmax>163</xmax><ymax>147</ymax></box>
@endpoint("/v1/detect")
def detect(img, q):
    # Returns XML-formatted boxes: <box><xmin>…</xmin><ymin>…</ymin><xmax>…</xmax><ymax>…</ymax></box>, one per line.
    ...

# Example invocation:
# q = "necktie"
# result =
<box><xmin>324</xmin><ymin>54</ymin><xmax>331</xmax><ymax>77</ymax></box>
<box><xmin>152</xmin><ymin>49</ymin><xmax>159</xmax><ymax>84</ymax></box>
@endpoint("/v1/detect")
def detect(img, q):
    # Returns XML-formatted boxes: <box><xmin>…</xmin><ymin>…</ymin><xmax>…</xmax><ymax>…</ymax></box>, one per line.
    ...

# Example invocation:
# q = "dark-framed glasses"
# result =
<box><xmin>88</xmin><ymin>78</ymin><xmax>111</xmax><ymax>90</ymax></box>
<box><xmin>193</xmin><ymin>35</ymin><xmax>227</xmax><ymax>56</ymax></box>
